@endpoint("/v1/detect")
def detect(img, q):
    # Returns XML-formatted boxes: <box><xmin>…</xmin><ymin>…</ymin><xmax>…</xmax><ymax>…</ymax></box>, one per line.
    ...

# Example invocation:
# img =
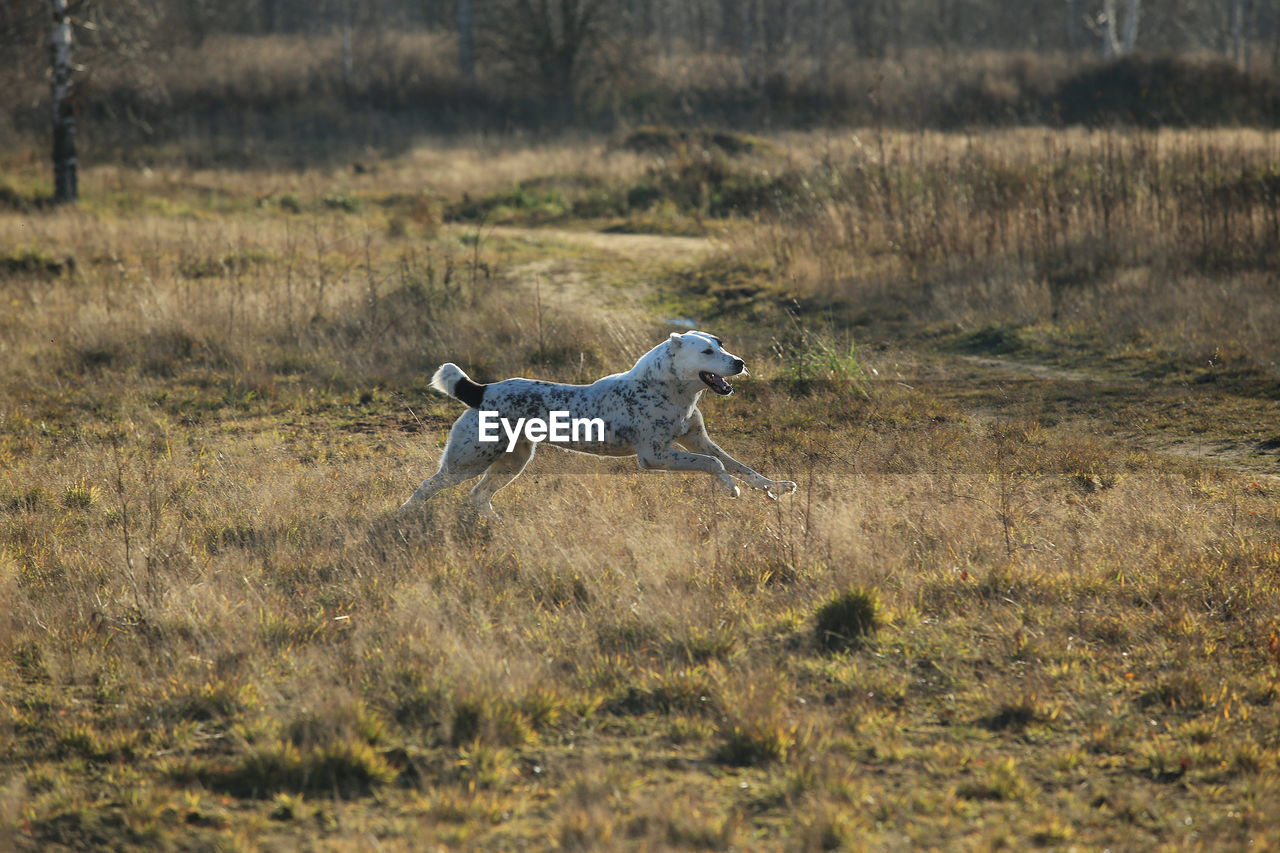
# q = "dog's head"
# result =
<box><xmin>667</xmin><ymin>331</ymin><xmax>746</xmax><ymax>396</ymax></box>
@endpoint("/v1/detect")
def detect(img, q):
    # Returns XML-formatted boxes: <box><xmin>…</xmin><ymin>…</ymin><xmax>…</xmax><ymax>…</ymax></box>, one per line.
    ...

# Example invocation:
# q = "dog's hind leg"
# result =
<box><xmin>468</xmin><ymin>440</ymin><xmax>536</xmax><ymax>520</ymax></box>
<box><xmin>401</xmin><ymin>465</ymin><xmax>482</xmax><ymax>511</ymax></box>
<box><xmin>400</xmin><ymin>412</ymin><xmax>501</xmax><ymax>512</ymax></box>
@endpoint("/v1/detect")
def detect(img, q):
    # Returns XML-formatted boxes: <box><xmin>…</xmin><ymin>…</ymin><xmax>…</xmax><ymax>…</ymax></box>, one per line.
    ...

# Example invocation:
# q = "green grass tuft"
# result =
<box><xmin>184</xmin><ymin>737</ymin><xmax>397</xmax><ymax>798</ymax></box>
<box><xmin>814</xmin><ymin>587</ymin><xmax>882</xmax><ymax>652</ymax></box>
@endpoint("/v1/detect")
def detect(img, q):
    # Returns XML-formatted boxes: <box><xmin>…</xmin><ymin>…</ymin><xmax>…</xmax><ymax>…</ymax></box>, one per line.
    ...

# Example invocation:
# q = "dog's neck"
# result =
<box><xmin>629</xmin><ymin>342</ymin><xmax>703</xmax><ymax>404</ymax></box>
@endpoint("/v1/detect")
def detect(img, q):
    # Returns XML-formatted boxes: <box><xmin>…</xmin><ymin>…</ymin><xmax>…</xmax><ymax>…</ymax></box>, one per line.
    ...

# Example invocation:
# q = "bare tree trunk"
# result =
<box><xmin>1100</xmin><ymin>0</ymin><xmax>1119</xmax><ymax>57</ymax></box>
<box><xmin>50</xmin><ymin>0</ymin><xmax>76</xmax><ymax>205</ymax></box>
<box><xmin>458</xmin><ymin>0</ymin><xmax>475</xmax><ymax>82</ymax></box>
<box><xmin>1065</xmin><ymin>0</ymin><xmax>1080</xmax><ymax>50</ymax></box>
<box><xmin>1230</xmin><ymin>0</ymin><xmax>1247</xmax><ymax>69</ymax></box>
<box><xmin>1098</xmin><ymin>0</ymin><xmax>1138</xmax><ymax>57</ymax></box>
<box><xmin>1120</xmin><ymin>0</ymin><xmax>1140</xmax><ymax>53</ymax></box>
<box><xmin>741</xmin><ymin>0</ymin><xmax>754</xmax><ymax>84</ymax></box>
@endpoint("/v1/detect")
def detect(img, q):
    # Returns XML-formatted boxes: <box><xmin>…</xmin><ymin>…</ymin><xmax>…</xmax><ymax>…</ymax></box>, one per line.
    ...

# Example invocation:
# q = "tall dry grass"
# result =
<box><xmin>727</xmin><ymin>128</ymin><xmax>1280</xmax><ymax>379</ymax></box>
<box><xmin>2</xmin><ymin>131</ymin><xmax>1280</xmax><ymax>848</ymax></box>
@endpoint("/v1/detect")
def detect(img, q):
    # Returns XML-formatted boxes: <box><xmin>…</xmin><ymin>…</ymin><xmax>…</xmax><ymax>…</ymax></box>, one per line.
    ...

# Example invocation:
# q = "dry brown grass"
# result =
<box><xmin>2</xmin><ymin>130</ymin><xmax>1280</xmax><ymax>849</ymax></box>
<box><xmin>720</xmin><ymin>128</ymin><xmax>1280</xmax><ymax>383</ymax></box>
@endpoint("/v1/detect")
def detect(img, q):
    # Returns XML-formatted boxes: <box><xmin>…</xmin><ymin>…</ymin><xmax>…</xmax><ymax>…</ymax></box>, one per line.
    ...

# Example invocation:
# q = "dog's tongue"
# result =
<box><xmin>703</xmin><ymin>372</ymin><xmax>732</xmax><ymax>395</ymax></box>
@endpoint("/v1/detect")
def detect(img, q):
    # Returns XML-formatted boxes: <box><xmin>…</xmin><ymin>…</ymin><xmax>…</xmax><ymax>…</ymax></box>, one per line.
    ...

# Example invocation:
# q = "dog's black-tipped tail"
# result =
<box><xmin>430</xmin><ymin>363</ymin><xmax>487</xmax><ymax>408</ymax></box>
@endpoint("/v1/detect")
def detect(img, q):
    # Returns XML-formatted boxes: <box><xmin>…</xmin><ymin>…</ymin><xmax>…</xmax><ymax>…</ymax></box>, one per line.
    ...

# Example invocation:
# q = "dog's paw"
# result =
<box><xmin>766</xmin><ymin>480</ymin><xmax>797</xmax><ymax>499</ymax></box>
<box><xmin>714</xmin><ymin>472</ymin><xmax>740</xmax><ymax>498</ymax></box>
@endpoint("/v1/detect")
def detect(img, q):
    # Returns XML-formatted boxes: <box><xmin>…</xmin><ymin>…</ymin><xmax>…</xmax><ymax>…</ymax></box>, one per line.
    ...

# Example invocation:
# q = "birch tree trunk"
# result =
<box><xmin>1230</xmin><ymin>0</ymin><xmax>1247</xmax><ymax>69</ymax></box>
<box><xmin>50</xmin><ymin>0</ymin><xmax>76</xmax><ymax>204</ymax></box>
<box><xmin>1099</xmin><ymin>0</ymin><xmax>1138</xmax><ymax>57</ymax></box>
<box><xmin>1100</xmin><ymin>0</ymin><xmax>1119</xmax><ymax>57</ymax></box>
<box><xmin>1120</xmin><ymin>0</ymin><xmax>1139</xmax><ymax>54</ymax></box>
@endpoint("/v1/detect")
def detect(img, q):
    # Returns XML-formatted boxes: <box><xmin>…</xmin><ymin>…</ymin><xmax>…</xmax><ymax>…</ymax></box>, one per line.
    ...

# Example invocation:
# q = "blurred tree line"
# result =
<box><xmin>1</xmin><ymin>0</ymin><xmax>1278</xmax><ymax>195</ymax></box>
<box><xmin>7</xmin><ymin>1</ymin><xmax>1263</xmax><ymax>57</ymax></box>
<box><xmin>4</xmin><ymin>0</ymin><xmax>1276</xmax><ymax>103</ymax></box>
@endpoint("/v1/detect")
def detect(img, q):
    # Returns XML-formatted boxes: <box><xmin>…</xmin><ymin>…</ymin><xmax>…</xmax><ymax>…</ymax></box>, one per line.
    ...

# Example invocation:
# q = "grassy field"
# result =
<box><xmin>2</xmin><ymin>128</ymin><xmax>1280</xmax><ymax>850</ymax></box>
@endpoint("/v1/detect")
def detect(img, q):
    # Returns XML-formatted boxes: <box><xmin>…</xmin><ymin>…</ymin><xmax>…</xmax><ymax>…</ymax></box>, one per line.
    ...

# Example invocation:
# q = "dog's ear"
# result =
<box><xmin>668</xmin><ymin>332</ymin><xmax>684</xmax><ymax>348</ymax></box>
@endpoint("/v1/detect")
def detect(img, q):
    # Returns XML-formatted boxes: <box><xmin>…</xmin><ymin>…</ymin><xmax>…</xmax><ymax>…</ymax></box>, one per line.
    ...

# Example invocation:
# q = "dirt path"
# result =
<box><xmin>462</xmin><ymin>225</ymin><xmax>1280</xmax><ymax>479</ymax></box>
<box><xmin>956</xmin><ymin>354</ymin><xmax>1280</xmax><ymax>479</ymax></box>
<box><xmin>459</xmin><ymin>224</ymin><xmax>715</xmax><ymax>316</ymax></box>
<box><xmin>960</xmin><ymin>355</ymin><xmax>1133</xmax><ymax>385</ymax></box>
<box><xmin>482</xmin><ymin>225</ymin><xmax>715</xmax><ymax>261</ymax></box>
<box><xmin>462</xmin><ymin>225</ymin><xmax>718</xmax><ymax>363</ymax></box>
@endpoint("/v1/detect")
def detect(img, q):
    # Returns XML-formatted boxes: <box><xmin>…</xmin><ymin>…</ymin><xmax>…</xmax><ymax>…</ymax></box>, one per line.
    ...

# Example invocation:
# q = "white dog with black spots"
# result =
<box><xmin>400</xmin><ymin>331</ymin><xmax>797</xmax><ymax>519</ymax></box>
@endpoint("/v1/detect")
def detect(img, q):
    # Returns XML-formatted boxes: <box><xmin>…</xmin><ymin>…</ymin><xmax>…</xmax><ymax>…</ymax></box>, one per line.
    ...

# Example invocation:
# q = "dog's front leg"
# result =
<box><xmin>677</xmin><ymin>416</ymin><xmax>797</xmax><ymax>499</ymax></box>
<box><xmin>637</xmin><ymin>445</ymin><xmax>740</xmax><ymax>498</ymax></box>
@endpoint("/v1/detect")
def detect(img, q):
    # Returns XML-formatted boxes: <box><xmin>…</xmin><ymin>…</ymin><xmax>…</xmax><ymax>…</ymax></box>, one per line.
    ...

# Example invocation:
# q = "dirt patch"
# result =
<box><xmin>960</xmin><ymin>355</ymin><xmax>1124</xmax><ymax>385</ymax></box>
<box><xmin>483</xmin><ymin>225</ymin><xmax>714</xmax><ymax>260</ymax></box>
<box><xmin>956</xmin><ymin>355</ymin><xmax>1280</xmax><ymax>478</ymax></box>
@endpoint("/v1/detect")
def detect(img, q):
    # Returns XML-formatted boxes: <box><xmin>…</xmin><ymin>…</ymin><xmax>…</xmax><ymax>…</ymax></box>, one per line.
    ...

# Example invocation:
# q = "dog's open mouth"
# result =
<box><xmin>699</xmin><ymin>371</ymin><xmax>733</xmax><ymax>396</ymax></box>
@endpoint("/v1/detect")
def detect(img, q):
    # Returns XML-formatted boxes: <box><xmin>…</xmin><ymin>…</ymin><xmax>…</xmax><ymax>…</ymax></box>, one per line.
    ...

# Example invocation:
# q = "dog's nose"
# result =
<box><xmin>732</xmin><ymin>358</ymin><xmax>746</xmax><ymax>374</ymax></box>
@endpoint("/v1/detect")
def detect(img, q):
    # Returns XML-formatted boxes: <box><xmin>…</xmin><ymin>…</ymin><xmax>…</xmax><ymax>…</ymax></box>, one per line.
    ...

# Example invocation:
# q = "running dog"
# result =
<box><xmin>400</xmin><ymin>331</ymin><xmax>797</xmax><ymax>519</ymax></box>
